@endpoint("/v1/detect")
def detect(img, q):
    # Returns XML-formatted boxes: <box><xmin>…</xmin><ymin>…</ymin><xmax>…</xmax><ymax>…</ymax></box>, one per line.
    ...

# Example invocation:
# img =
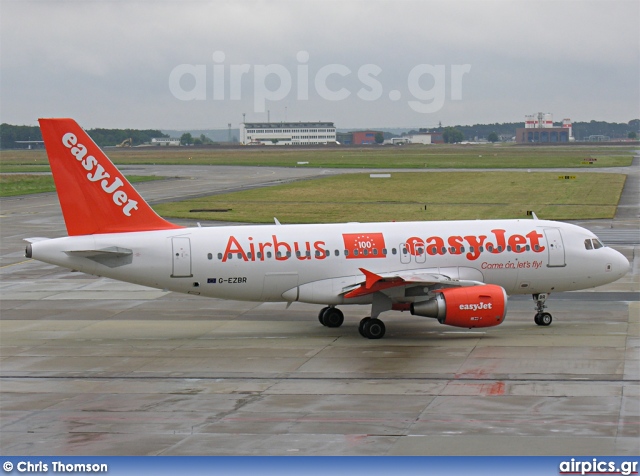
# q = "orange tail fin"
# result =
<box><xmin>39</xmin><ymin>118</ymin><xmax>182</xmax><ymax>236</ymax></box>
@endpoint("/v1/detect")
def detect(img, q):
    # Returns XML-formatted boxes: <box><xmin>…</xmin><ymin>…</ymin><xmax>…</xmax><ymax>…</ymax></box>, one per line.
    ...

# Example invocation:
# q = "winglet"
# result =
<box><xmin>359</xmin><ymin>268</ymin><xmax>383</xmax><ymax>289</ymax></box>
<box><xmin>38</xmin><ymin>118</ymin><xmax>182</xmax><ymax>236</ymax></box>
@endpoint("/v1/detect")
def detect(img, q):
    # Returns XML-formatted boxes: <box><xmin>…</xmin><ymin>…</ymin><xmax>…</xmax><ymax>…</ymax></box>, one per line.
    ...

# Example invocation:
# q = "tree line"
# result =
<box><xmin>402</xmin><ymin>119</ymin><xmax>639</xmax><ymax>142</ymax></box>
<box><xmin>0</xmin><ymin>123</ymin><xmax>167</xmax><ymax>149</ymax></box>
<box><xmin>2</xmin><ymin>119</ymin><xmax>638</xmax><ymax>149</ymax></box>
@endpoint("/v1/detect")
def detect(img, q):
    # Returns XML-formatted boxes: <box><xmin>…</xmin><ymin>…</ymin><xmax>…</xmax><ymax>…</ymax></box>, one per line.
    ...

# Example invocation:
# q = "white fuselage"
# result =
<box><xmin>29</xmin><ymin>219</ymin><xmax>629</xmax><ymax>307</ymax></box>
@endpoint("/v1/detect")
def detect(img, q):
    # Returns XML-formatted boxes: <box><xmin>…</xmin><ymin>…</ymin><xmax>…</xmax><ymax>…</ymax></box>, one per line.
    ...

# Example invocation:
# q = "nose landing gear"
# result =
<box><xmin>533</xmin><ymin>293</ymin><xmax>552</xmax><ymax>326</ymax></box>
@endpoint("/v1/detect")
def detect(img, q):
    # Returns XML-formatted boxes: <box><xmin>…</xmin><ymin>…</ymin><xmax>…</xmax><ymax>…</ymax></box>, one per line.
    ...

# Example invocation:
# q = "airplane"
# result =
<box><xmin>25</xmin><ymin>118</ymin><xmax>631</xmax><ymax>339</ymax></box>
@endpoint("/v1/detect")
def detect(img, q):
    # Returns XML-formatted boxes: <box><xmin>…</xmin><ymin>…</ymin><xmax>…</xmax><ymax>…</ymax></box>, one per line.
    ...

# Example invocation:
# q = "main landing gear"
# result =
<box><xmin>318</xmin><ymin>306</ymin><xmax>344</xmax><ymax>328</ymax></box>
<box><xmin>533</xmin><ymin>293</ymin><xmax>552</xmax><ymax>326</ymax></box>
<box><xmin>318</xmin><ymin>307</ymin><xmax>387</xmax><ymax>339</ymax></box>
<box><xmin>358</xmin><ymin>317</ymin><xmax>386</xmax><ymax>339</ymax></box>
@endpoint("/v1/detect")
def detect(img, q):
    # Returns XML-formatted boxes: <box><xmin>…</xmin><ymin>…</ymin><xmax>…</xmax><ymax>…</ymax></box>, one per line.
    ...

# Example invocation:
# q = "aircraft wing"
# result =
<box><xmin>342</xmin><ymin>267</ymin><xmax>484</xmax><ymax>299</ymax></box>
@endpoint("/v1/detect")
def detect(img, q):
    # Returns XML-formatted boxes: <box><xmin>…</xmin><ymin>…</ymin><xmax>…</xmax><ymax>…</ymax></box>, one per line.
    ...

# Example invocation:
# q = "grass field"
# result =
<box><xmin>154</xmin><ymin>171</ymin><xmax>626</xmax><ymax>223</ymax></box>
<box><xmin>2</xmin><ymin>146</ymin><xmax>630</xmax><ymax>221</ymax></box>
<box><xmin>0</xmin><ymin>174</ymin><xmax>164</xmax><ymax>197</ymax></box>
<box><xmin>0</xmin><ymin>144</ymin><xmax>634</xmax><ymax>172</ymax></box>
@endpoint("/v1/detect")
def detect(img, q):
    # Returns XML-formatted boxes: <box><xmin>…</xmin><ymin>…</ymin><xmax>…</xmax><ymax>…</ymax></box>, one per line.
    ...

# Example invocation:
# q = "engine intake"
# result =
<box><xmin>410</xmin><ymin>284</ymin><xmax>507</xmax><ymax>328</ymax></box>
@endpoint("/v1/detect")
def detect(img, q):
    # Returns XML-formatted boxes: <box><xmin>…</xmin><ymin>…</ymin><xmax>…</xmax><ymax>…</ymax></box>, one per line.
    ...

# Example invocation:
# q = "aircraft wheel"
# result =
<box><xmin>538</xmin><ymin>312</ymin><xmax>552</xmax><ymax>326</ymax></box>
<box><xmin>318</xmin><ymin>307</ymin><xmax>330</xmax><ymax>325</ymax></box>
<box><xmin>363</xmin><ymin>318</ymin><xmax>386</xmax><ymax>339</ymax></box>
<box><xmin>358</xmin><ymin>317</ymin><xmax>371</xmax><ymax>337</ymax></box>
<box><xmin>535</xmin><ymin>312</ymin><xmax>552</xmax><ymax>326</ymax></box>
<box><xmin>321</xmin><ymin>307</ymin><xmax>344</xmax><ymax>328</ymax></box>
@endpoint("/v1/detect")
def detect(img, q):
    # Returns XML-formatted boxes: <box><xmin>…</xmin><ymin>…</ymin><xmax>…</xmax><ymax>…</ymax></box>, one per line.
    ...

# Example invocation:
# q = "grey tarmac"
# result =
<box><xmin>1</xmin><ymin>162</ymin><xmax>638</xmax><ymax>456</ymax></box>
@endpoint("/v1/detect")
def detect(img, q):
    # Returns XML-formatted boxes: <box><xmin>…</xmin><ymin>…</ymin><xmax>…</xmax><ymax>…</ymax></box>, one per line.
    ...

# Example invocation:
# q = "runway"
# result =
<box><xmin>1</xmin><ymin>163</ymin><xmax>638</xmax><ymax>456</ymax></box>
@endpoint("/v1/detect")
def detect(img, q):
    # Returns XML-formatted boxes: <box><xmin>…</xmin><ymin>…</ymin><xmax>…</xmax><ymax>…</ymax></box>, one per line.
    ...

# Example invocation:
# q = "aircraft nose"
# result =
<box><xmin>617</xmin><ymin>251</ymin><xmax>631</xmax><ymax>276</ymax></box>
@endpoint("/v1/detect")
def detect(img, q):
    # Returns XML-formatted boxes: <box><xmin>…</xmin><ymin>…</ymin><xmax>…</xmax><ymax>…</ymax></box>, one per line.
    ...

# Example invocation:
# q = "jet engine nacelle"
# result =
<box><xmin>410</xmin><ymin>284</ymin><xmax>507</xmax><ymax>328</ymax></box>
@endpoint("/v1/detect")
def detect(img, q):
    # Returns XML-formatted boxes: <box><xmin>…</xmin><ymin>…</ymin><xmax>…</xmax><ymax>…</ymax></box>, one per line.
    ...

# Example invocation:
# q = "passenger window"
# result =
<box><xmin>217</xmin><ymin>253</ymin><xmax>223</xmax><ymax>260</ymax></box>
<box><xmin>295</xmin><ymin>251</ymin><xmax>301</xmax><ymax>258</ymax></box>
<box><xmin>392</xmin><ymin>248</ymin><xmax>397</xmax><ymax>255</ymax></box>
<box><xmin>334</xmin><ymin>250</ymin><xmax>340</xmax><ymax>257</ymax></box>
<box><xmin>247</xmin><ymin>252</ymin><xmax>252</xmax><ymax>260</ymax></box>
<box><xmin>507</xmin><ymin>246</ymin><xmax>512</xmax><ymax>252</ymax></box>
<box><xmin>286</xmin><ymin>251</ymin><xmax>291</xmax><ymax>258</ymax></box>
<box><xmin>363</xmin><ymin>249</ymin><xmax>368</xmax><ymax>256</ymax></box>
<box><xmin>383</xmin><ymin>248</ymin><xmax>388</xmax><ymax>255</ymax></box>
<box><xmin>257</xmin><ymin>252</ymin><xmax>262</xmax><ymax>259</ymax></box>
<box><xmin>373</xmin><ymin>249</ymin><xmax>378</xmax><ymax>256</ymax></box>
<box><xmin>584</xmin><ymin>239</ymin><xmax>593</xmax><ymax>250</ymax></box>
<box><xmin>353</xmin><ymin>249</ymin><xmax>359</xmax><ymax>256</ymax></box>
<box><xmin>207</xmin><ymin>253</ymin><xmax>213</xmax><ymax>260</ymax></box>
<box><xmin>267</xmin><ymin>252</ymin><xmax>272</xmax><ymax>258</ymax></box>
<box><xmin>345</xmin><ymin>250</ymin><xmax>349</xmax><ymax>256</ymax></box>
<box><xmin>237</xmin><ymin>253</ymin><xmax>242</xmax><ymax>259</ymax></box>
<box><xmin>227</xmin><ymin>253</ymin><xmax>233</xmax><ymax>260</ymax></box>
<box><xmin>441</xmin><ymin>247</ymin><xmax>447</xmax><ymax>254</ymax></box>
<box><xmin>469</xmin><ymin>246</ymin><xmax>475</xmax><ymax>254</ymax></box>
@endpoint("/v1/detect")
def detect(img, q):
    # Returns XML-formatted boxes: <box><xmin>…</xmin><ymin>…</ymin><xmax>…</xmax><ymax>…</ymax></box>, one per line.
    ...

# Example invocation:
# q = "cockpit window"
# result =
<box><xmin>585</xmin><ymin>238</ymin><xmax>604</xmax><ymax>250</ymax></box>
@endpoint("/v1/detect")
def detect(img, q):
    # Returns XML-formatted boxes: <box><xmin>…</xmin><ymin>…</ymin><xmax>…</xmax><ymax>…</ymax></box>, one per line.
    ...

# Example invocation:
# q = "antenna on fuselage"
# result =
<box><xmin>527</xmin><ymin>211</ymin><xmax>539</xmax><ymax>220</ymax></box>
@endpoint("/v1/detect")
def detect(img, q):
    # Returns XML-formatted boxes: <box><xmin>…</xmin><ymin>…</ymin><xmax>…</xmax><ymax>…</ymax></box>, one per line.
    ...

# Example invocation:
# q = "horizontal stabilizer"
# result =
<box><xmin>65</xmin><ymin>246</ymin><xmax>133</xmax><ymax>268</ymax></box>
<box><xmin>24</xmin><ymin>237</ymin><xmax>50</xmax><ymax>243</ymax></box>
<box><xmin>65</xmin><ymin>246</ymin><xmax>133</xmax><ymax>258</ymax></box>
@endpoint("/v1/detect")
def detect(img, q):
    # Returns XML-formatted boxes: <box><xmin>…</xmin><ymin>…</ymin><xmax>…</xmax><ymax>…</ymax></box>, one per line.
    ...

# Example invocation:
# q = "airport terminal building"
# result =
<box><xmin>515</xmin><ymin>113</ymin><xmax>574</xmax><ymax>143</ymax></box>
<box><xmin>240</xmin><ymin>122</ymin><xmax>336</xmax><ymax>145</ymax></box>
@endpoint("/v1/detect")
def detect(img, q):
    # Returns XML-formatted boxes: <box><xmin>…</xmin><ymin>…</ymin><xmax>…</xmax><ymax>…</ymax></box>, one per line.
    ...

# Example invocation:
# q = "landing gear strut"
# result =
<box><xmin>357</xmin><ymin>292</ymin><xmax>391</xmax><ymax>339</ymax></box>
<box><xmin>533</xmin><ymin>293</ymin><xmax>552</xmax><ymax>326</ymax></box>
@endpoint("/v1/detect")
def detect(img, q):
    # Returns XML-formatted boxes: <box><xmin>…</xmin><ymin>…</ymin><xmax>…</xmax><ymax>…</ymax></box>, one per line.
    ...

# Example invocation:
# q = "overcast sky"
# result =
<box><xmin>1</xmin><ymin>0</ymin><xmax>638</xmax><ymax>130</ymax></box>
